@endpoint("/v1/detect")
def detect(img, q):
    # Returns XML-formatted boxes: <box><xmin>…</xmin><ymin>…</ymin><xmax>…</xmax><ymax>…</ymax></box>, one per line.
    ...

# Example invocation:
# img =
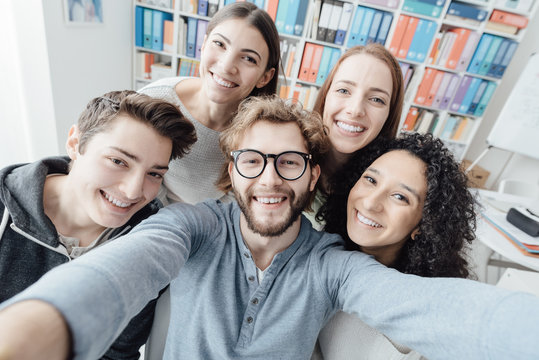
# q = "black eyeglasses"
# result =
<box><xmin>231</xmin><ymin>149</ymin><xmax>312</xmax><ymax>181</ymax></box>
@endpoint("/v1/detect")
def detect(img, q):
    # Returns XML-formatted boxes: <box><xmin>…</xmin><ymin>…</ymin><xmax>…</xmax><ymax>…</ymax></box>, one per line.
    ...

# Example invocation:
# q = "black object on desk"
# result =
<box><xmin>507</xmin><ymin>207</ymin><xmax>539</xmax><ymax>237</ymax></box>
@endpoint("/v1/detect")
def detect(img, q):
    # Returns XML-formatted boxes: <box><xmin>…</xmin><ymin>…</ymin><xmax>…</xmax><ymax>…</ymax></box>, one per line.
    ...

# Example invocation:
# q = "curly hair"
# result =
<box><xmin>317</xmin><ymin>133</ymin><xmax>476</xmax><ymax>278</ymax></box>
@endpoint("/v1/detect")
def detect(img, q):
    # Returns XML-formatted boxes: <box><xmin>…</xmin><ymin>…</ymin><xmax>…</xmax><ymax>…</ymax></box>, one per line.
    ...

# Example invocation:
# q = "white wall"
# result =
<box><xmin>0</xmin><ymin>0</ymin><xmax>132</xmax><ymax>168</ymax></box>
<box><xmin>465</xmin><ymin>6</ymin><xmax>539</xmax><ymax>190</ymax></box>
<box><xmin>43</xmin><ymin>0</ymin><xmax>133</xmax><ymax>153</ymax></box>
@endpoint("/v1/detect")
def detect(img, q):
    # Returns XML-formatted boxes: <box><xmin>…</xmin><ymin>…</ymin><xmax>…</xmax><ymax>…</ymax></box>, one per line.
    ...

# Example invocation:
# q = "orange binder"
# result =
<box><xmin>445</xmin><ymin>28</ymin><xmax>471</xmax><ymax>70</ymax></box>
<box><xmin>424</xmin><ymin>70</ymin><xmax>444</xmax><ymax>107</ymax></box>
<box><xmin>414</xmin><ymin>68</ymin><xmax>437</xmax><ymax>105</ymax></box>
<box><xmin>397</xmin><ymin>16</ymin><xmax>419</xmax><ymax>59</ymax></box>
<box><xmin>427</xmin><ymin>33</ymin><xmax>442</xmax><ymax>64</ymax></box>
<box><xmin>388</xmin><ymin>15</ymin><xmax>409</xmax><ymax>57</ymax></box>
<box><xmin>490</xmin><ymin>10</ymin><xmax>528</xmax><ymax>29</ymax></box>
<box><xmin>308</xmin><ymin>44</ymin><xmax>324</xmax><ymax>83</ymax></box>
<box><xmin>402</xmin><ymin>107</ymin><xmax>420</xmax><ymax>131</ymax></box>
<box><xmin>266</xmin><ymin>0</ymin><xmax>279</xmax><ymax>21</ymax></box>
<box><xmin>298</xmin><ymin>43</ymin><xmax>315</xmax><ymax>81</ymax></box>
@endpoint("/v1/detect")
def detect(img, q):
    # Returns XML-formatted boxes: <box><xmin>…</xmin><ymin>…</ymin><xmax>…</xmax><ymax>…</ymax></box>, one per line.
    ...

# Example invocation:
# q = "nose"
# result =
<box><xmin>219</xmin><ymin>50</ymin><xmax>237</xmax><ymax>75</ymax></box>
<box><xmin>119</xmin><ymin>173</ymin><xmax>145</xmax><ymax>200</ymax></box>
<box><xmin>346</xmin><ymin>98</ymin><xmax>366</xmax><ymax>118</ymax></box>
<box><xmin>258</xmin><ymin>159</ymin><xmax>283</xmax><ymax>187</ymax></box>
<box><xmin>362</xmin><ymin>189</ymin><xmax>384</xmax><ymax>213</ymax></box>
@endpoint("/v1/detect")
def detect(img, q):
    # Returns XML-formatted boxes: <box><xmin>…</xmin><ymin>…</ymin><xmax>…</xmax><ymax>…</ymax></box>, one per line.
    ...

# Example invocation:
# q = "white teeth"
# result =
<box><xmin>213</xmin><ymin>74</ymin><xmax>236</xmax><ymax>88</ymax></box>
<box><xmin>336</xmin><ymin>121</ymin><xmax>365</xmax><ymax>133</ymax></box>
<box><xmin>257</xmin><ymin>197</ymin><xmax>284</xmax><ymax>204</ymax></box>
<box><xmin>104</xmin><ymin>192</ymin><xmax>131</xmax><ymax>208</ymax></box>
<box><xmin>356</xmin><ymin>212</ymin><xmax>381</xmax><ymax>228</ymax></box>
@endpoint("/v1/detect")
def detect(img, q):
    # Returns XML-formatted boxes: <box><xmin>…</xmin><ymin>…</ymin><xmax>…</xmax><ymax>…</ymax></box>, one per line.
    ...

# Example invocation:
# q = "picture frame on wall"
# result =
<box><xmin>64</xmin><ymin>0</ymin><xmax>103</xmax><ymax>25</ymax></box>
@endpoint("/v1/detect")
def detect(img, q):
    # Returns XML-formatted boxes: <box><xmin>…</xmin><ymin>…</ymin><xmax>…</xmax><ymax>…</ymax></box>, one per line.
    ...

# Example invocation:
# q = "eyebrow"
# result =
<box><xmin>110</xmin><ymin>146</ymin><xmax>169</xmax><ymax>171</ymax></box>
<box><xmin>334</xmin><ymin>80</ymin><xmax>391</xmax><ymax>97</ymax></box>
<box><xmin>213</xmin><ymin>33</ymin><xmax>262</xmax><ymax>61</ymax></box>
<box><xmin>365</xmin><ymin>167</ymin><xmax>420</xmax><ymax>201</ymax></box>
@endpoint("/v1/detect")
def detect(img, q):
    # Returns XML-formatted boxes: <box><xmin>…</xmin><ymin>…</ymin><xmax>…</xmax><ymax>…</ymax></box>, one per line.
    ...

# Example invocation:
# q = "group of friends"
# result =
<box><xmin>0</xmin><ymin>3</ymin><xmax>538</xmax><ymax>360</ymax></box>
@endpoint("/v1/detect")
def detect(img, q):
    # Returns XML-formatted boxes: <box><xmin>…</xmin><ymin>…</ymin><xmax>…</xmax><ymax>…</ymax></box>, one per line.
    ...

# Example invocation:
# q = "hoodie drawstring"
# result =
<box><xmin>0</xmin><ymin>207</ymin><xmax>9</xmax><ymax>240</ymax></box>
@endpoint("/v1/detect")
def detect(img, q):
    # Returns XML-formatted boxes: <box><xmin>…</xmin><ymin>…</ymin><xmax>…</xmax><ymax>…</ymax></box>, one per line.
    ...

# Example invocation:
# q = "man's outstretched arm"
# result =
<box><xmin>0</xmin><ymin>300</ymin><xmax>70</xmax><ymax>360</ymax></box>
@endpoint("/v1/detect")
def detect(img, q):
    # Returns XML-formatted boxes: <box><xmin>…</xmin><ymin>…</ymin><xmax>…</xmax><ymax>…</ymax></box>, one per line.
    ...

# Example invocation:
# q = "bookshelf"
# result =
<box><xmin>132</xmin><ymin>0</ymin><xmax>539</xmax><ymax>160</ymax></box>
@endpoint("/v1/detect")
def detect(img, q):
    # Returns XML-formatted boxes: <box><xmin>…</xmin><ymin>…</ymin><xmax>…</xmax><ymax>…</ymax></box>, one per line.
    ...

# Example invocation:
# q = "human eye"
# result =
<box><xmin>148</xmin><ymin>172</ymin><xmax>164</xmax><ymax>179</ymax></box>
<box><xmin>393</xmin><ymin>193</ymin><xmax>410</xmax><ymax>204</ymax></box>
<box><xmin>336</xmin><ymin>88</ymin><xmax>350</xmax><ymax>95</ymax></box>
<box><xmin>110</xmin><ymin>158</ymin><xmax>127</xmax><ymax>167</ymax></box>
<box><xmin>362</xmin><ymin>175</ymin><xmax>376</xmax><ymax>185</ymax></box>
<box><xmin>371</xmin><ymin>96</ymin><xmax>387</xmax><ymax>105</ymax></box>
<box><xmin>212</xmin><ymin>40</ymin><xmax>224</xmax><ymax>48</ymax></box>
<box><xmin>242</xmin><ymin>55</ymin><xmax>258</xmax><ymax>65</ymax></box>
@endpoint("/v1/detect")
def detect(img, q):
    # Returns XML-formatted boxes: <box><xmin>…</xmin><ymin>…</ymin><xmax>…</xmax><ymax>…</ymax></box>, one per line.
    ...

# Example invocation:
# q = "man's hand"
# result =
<box><xmin>0</xmin><ymin>300</ymin><xmax>70</xmax><ymax>360</ymax></box>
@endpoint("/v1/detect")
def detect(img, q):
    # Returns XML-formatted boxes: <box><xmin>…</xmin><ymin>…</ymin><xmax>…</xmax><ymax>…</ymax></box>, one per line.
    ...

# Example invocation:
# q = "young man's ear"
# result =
<box><xmin>228</xmin><ymin>161</ymin><xmax>235</xmax><ymax>187</ymax></box>
<box><xmin>309</xmin><ymin>164</ymin><xmax>321</xmax><ymax>192</ymax></box>
<box><xmin>66</xmin><ymin>125</ymin><xmax>80</xmax><ymax>160</ymax></box>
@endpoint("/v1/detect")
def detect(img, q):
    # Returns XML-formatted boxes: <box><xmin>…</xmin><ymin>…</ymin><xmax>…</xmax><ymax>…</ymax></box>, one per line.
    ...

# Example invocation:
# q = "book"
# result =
<box><xmin>485</xmin><ymin>21</ymin><xmax>519</xmax><ymax>35</ymax></box>
<box><xmin>402</xmin><ymin>0</ymin><xmax>444</xmax><ymax>18</ymax></box>
<box><xmin>294</xmin><ymin>0</ymin><xmax>310</xmax><ymax>36</ymax></box>
<box><xmin>407</xmin><ymin>19</ymin><xmax>435</xmax><ymax>62</ymax></box>
<box><xmin>285</xmin><ymin>44</ymin><xmax>297</xmax><ymax>77</ymax></box>
<box><xmin>197</xmin><ymin>0</ymin><xmax>208</xmax><ymax>16</ymax></box>
<box><xmin>152</xmin><ymin>11</ymin><xmax>172</xmax><ymax>51</ymax></box>
<box><xmin>316</xmin><ymin>46</ymin><xmax>333</xmax><ymax>85</ymax></box>
<box><xmin>397</xmin><ymin>16</ymin><xmax>419</xmax><ymax>59</ymax></box>
<box><xmin>495</xmin><ymin>40</ymin><xmax>518</xmax><ymax>78</ymax></box>
<box><xmin>451</xmin><ymin>116</ymin><xmax>468</xmax><ymax>140</ymax></box>
<box><xmin>135</xmin><ymin>6</ymin><xmax>144</xmax><ymax>47</ymax></box>
<box><xmin>334</xmin><ymin>3</ymin><xmax>353</xmax><ymax>45</ymax></box>
<box><xmin>427</xmin><ymin>32</ymin><xmax>442</xmax><ymax>64</ymax></box>
<box><xmin>195</xmin><ymin>20</ymin><xmax>208</xmax><ymax>60</ymax></box>
<box><xmin>445</xmin><ymin>28</ymin><xmax>471</xmax><ymax>69</ymax></box>
<box><xmin>440</xmin><ymin>74</ymin><xmax>459</xmax><ymax>110</ymax></box>
<box><xmin>388</xmin><ymin>15</ymin><xmax>409</xmax><ymax>56</ymax></box>
<box><xmin>467</xmin><ymin>80</ymin><xmax>487</xmax><ymax>114</ymax></box>
<box><xmin>324</xmin><ymin>0</ymin><xmax>343</xmax><ymax>43</ymax></box>
<box><xmin>375</xmin><ymin>12</ymin><xmax>393</xmax><ymax>45</ymax></box>
<box><xmin>458</xmin><ymin>77</ymin><xmax>482</xmax><ymax>113</ymax></box>
<box><xmin>447</xmin><ymin>1</ymin><xmax>488</xmax><ymax>22</ymax></box>
<box><xmin>414</xmin><ymin>68</ymin><xmax>437</xmax><ymax>104</ymax></box>
<box><xmin>450</xmin><ymin>75</ymin><xmax>472</xmax><ymax>112</ymax></box>
<box><xmin>162</xmin><ymin>20</ymin><xmax>174</xmax><ymax>54</ymax></box>
<box><xmin>402</xmin><ymin>107</ymin><xmax>420</xmax><ymax>131</ymax></box>
<box><xmin>362</xmin><ymin>0</ymin><xmax>400</xmax><ymax>9</ymax></box>
<box><xmin>486</xmin><ymin>39</ymin><xmax>509</xmax><ymax>77</ymax></box>
<box><xmin>436</xmin><ymin>32</ymin><xmax>457</xmax><ymax>68</ymax></box>
<box><xmin>367</xmin><ymin>10</ymin><xmax>383</xmax><ymax>45</ymax></box>
<box><xmin>477</xmin><ymin>36</ymin><xmax>503</xmax><ymax>76</ymax></box>
<box><xmin>274</xmin><ymin>0</ymin><xmax>289</xmax><ymax>33</ymax></box>
<box><xmin>439</xmin><ymin>115</ymin><xmax>459</xmax><ymax>139</ymax></box>
<box><xmin>403</xmin><ymin>66</ymin><xmax>415</xmax><ymax>90</ymax></box>
<box><xmin>208</xmin><ymin>0</ymin><xmax>219</xmax><ymax>17</ymax></box>
<box><xmin>310</xmin><ymin>0</ymin><xmax>323</xmax><ymax>39</ymax></box>
<box><xmin>143</xmin><ymin>8</ymin><xmax>153</xmax><ymax>49</ymax></box>
<box><xmin>347</xmin><ymin>6</ymin><xmax>367</xmax><ymax>47</ymax></box>
<box><xmin>455</xmin><ymin>31</ymin><xmax>480</xmax><ymax>72</ymax></box>
<box><xmin>308</xmin><ymin>44</ymin><xmax>325</xmax><ymax>83</ymax></box>
<box><xmin>415</xmin><ymin>110</ymin><xmax>436</xmax><ymax>134</ymax></box>
<box><xmin>177</xmin><ymin>16</ymin><xmax>186</xmax><ymax>55</ymax></box>
<box><xmin>357</xmin><ymin>8</ymin><xmax>376</xmax><ymax>46</ymax></box>
<box><xmin>284</xmin><ymin>0</ymin><xmax>302</xmax><ymax>35</ymax></box>
<box><xmin>467</xmin><ymin>34</ymin><xmax>494</xmax><ymax>74</ymax></box>
<box><xmin>186</xmin><ymin>16</ymin><xmax>198</xmax><ymax>58</ymax></box>
<box><xmin>490</xmin><ymin>9</ymin><xmax>529</xmax><ymax>28</ymax></box>
<box><xmin>298</xmin><ymin>43</ymin><xmax>316</xmax><ymax>81</ymax></box>
<box><xmin>474</xmin><ymin>81</ymin><xmax>497</xmax><ymax>116</ymax></box>
<box><xmin>317</xmin><ymin>0</ymin><xmax>334</xmax><ymax>41</ymax></box>
<box><xmin>425</xmin><ymin>70</ymin><xmax>445</xmax><ymax>107</ymax></box>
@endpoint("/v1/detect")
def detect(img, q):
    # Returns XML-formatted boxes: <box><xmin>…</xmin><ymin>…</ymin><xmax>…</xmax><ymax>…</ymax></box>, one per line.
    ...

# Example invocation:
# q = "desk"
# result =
<box><xmin>475</xmin><ymin>189</ymin><xmax>539</xmax><ymax>273</ymax></box>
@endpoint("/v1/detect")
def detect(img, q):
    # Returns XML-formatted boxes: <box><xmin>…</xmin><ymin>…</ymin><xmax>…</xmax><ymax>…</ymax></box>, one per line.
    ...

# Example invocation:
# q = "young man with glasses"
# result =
<box><xmin>1</xmin><ymin>96</ymin><xmax>539</xmax><ymax>360</ymax></box>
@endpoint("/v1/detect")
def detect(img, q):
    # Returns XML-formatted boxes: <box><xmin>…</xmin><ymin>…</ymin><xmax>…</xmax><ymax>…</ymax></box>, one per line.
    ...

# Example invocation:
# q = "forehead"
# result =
<box><xmin>236</xmin><ymin>121</ymin><xmax>308</xmax><ymax>154</ymax></box>
<box><xmin>333</xmin><ymin>54</ymin><xmax>393</xmax><ymax>90</ymax></box>
<box><xmin>208</xmin><ymin>19</ymin><xmax>269</xmax><ymax>50</ymax></box>
<box><xmin>369</xmin><ymin>150</ymin><xmax>427</xmax><ymax>187</ymax></box>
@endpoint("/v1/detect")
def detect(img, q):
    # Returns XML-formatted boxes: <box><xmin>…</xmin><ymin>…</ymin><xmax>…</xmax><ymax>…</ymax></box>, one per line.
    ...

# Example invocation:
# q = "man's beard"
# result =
<box><xmin>234</xmin><ymin>187</ymin><xmax>311</xmax><ymax>237</ymax></box>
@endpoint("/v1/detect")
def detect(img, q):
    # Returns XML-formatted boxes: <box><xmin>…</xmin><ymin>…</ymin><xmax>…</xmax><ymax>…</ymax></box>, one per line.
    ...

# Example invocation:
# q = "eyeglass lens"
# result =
<box><xmin>235</xmin><ymin>151</ymin><xmax>306</xmax><ymax>180</ymax></box>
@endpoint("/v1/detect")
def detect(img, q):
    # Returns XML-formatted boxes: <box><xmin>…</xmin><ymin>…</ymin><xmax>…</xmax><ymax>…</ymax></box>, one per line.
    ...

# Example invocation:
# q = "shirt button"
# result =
<box><xmin>251</xmin><ymin>298</ymin><xmax>259</xmax><ymax>305</ymax></box>
<box><xmin>243</xmin><ymin>252</ymin><xmax>250</xmax><ymax>258</ymax></box>
<box><xmin>246</xmin><ymin>316</ymin><xmax>253</xmax><ymax>324</ymax></box>
<box><xmin>248</xmin><ymin>276</ymin><xmax>255</xmax><ymax>282</ymax></box>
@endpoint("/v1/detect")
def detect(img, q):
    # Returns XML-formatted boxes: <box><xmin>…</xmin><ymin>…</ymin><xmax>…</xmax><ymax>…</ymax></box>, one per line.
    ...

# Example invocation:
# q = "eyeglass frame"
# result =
<box><xmin>230</xmin><ymin>149</ymin><xmax>312</xmax><ymax>181</ymax></box>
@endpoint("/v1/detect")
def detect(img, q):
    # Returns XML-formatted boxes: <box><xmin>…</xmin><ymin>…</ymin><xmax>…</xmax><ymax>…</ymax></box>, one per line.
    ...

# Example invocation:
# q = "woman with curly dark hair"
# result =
<box><xmin>312</xmin><ymin>133</ymin><xmax>477</xmax><ymax>360</ymax></box>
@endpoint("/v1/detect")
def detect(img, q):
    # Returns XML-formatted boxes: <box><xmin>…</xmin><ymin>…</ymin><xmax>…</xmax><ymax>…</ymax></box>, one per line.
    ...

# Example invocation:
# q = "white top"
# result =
<box><xmin>139</xmin><ymin>77</ymin><xmax>228</xmax><ymax>205</ymax></box>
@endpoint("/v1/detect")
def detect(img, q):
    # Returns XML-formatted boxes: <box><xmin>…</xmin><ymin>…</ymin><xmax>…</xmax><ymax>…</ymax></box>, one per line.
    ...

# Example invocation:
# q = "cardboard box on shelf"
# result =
<box><xmin>461</xmin><ymin>159</ymin><xmax>490</xmax><ymax>188</ymax></box>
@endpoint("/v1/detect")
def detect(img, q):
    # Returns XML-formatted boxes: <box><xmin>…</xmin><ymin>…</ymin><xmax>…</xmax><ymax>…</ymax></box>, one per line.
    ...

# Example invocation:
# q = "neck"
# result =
<box><xmin>177</xmin><ymin>79</ymin><xmax>238</xmax><ymax>131</ymax></box>
<box><xmin>320</xmin><ymin>149</ymin><xmax>352</xmax><ymax>192</ymax></box>
<box><xmin>361</xmin><ymin>242</ymin><xmax>405</xmax><ymax>268</ymax></box>
<box><xmin>43</xmin><ymin>175</ymin><xmax>106</xmax><ymax>247</ymax></box>
<box><xmin>240</xmin><ymin>215</ymin><xmax>302</xmax><ymax>270</ymax></box>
